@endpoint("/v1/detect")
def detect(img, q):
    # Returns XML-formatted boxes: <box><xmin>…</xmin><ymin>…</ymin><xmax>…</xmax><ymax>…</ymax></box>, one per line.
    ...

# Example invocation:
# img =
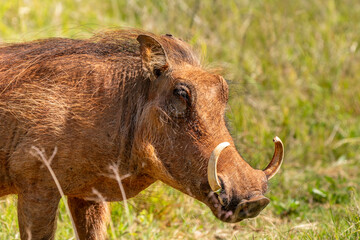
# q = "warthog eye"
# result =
<box><xmin>169</xmin><ymin>84</ymin><xmax>191</xmax><ymax>117</ymax></box>
<box><xmin>173</xmin><ymin>87</ymin><xmax>189</xmax><ymax>103</ymax></box>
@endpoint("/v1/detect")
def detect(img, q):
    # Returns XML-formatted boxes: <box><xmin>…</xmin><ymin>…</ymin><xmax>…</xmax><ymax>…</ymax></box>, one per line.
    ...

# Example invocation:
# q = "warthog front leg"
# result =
<box><xmin>68</xmin><ymin>197</ymin><xmax>109</xmax><ymax>240</ymax></box>
<box><xmin>17</xmin><ymin>191</ymin><xmax>60</xmax><ymax>240</ymax></box>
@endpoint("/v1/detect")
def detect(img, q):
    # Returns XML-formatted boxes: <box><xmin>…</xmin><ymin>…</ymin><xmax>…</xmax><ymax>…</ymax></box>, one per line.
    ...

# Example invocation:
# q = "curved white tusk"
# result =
<box><xmin>263</xmin><ymin>136</ymin><xmax>284</xmax><ymax>180</ymax></box>
<box><xmin>207</xmin><ymin>142</ymin><xmax>230</xmax><ymax>193</ymax></box>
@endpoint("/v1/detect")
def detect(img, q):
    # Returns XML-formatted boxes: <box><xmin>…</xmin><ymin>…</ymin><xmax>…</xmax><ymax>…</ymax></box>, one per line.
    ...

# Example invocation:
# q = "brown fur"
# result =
<box><xmin>0</xmin><ymin>29</ymin><xmax>269</xmax><ymax>239</ymax></box>
<box><xmin>68</xmin><ymin>197</ymin><xmax>109</xmax><ymax>240</ymax></box>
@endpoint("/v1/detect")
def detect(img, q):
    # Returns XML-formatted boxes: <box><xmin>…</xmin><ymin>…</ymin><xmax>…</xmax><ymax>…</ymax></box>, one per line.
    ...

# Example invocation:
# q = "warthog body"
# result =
<box><xmin>0</xmin><ymin>29</ymin><xmax>283</xmax><ymax>239</ymax></box>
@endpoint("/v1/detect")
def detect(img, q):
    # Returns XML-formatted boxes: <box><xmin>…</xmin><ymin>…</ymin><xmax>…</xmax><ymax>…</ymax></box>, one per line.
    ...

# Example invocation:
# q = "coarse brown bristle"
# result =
<box><xmin>0</xmin><ymin>28</ymin><xmax>200</xmax><ymax>95</ymax></box>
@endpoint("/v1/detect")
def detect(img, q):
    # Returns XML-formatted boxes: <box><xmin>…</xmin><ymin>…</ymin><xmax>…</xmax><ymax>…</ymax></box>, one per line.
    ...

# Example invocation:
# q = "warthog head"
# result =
<box><xmin>133</xmin><ymin>33</ymin><xmax>284</xmax><ymax>223</ymax></box>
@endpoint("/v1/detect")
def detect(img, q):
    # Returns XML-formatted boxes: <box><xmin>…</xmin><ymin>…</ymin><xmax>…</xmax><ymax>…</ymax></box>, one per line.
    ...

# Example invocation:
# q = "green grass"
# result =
<box><xmin>1</xmin><ymin>0</ymin><xmax>360</xmax><ymax>239</ymax></box>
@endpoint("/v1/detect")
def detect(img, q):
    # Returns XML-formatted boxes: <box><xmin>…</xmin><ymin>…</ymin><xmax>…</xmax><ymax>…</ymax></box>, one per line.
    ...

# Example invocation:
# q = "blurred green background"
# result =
<box><xmin>0</xmin><ymin>0</ymin><xmax>359</xmax><ymax>239</ymax></box>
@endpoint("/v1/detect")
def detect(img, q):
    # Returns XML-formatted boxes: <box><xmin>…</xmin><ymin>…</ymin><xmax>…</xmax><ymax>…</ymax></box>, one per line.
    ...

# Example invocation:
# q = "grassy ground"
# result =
<box><xmin>1</xmin><ymin>0</ymin><xmax>360</xmax><ymax>239</ymax></box>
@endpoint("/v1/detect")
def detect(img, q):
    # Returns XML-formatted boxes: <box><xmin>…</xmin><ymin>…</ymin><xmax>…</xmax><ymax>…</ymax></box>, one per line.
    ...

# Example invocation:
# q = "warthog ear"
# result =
<box><xmin>137</xmin><ymin>35</ymin><xmax>169</xmax><ymax>81</ymax></box>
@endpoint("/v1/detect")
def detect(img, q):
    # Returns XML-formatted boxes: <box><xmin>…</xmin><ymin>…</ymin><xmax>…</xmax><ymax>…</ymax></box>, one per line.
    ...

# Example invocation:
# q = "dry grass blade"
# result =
<box><xmin>108</xmin><ymin>164</ymin><xmax>132</xmax><ymax>229</ymax></box>
<box><xmin>30</xmin><ymin>146</ymin><xmax>79</xmax><ymax>240</ymax></box>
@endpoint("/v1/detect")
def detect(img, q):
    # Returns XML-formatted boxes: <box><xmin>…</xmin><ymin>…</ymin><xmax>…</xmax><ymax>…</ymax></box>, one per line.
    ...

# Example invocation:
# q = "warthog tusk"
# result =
<box><xmin>207</xmin><ymin>142</ymin><xmax>230</xmax><ymax>193</ymax></box>
<box><xmin>263</xmin><ymin>136</ymin><xmax>284</xmax><ymax>180</ymax></box>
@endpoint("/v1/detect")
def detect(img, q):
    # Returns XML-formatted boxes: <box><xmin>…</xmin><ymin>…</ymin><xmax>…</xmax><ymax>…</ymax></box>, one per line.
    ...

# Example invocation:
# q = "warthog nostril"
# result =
<box><xmin>233</xmin><ymin>196</ymin><xmax>270</xmax><ymax>221</ymax></box>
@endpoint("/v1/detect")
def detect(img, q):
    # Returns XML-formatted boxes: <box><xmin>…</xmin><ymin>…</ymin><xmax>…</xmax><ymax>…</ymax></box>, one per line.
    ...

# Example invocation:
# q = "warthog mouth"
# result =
<box><xmin>206</xmin><ymin>192</ymin><xmax>270</xmax><ymax>223</ymax></box>
<box><xmin>207</xmin><ymin>191</ymin><xmax>236</xmax><ymax>222</ymax></box>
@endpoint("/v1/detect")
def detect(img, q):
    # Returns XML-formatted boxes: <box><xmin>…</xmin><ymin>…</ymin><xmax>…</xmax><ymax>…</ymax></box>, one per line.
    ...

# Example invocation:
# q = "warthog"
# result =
<box><xmin>0</xmin><ymin>29</ymin><xmax>284</xmax><ymax>239</ymax></box>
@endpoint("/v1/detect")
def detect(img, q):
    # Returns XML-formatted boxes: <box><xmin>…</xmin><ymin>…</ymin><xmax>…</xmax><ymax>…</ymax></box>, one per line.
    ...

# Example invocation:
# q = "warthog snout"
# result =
<box><xmin>205</xmin><ymin>137</ymin><xmax>284</xmax><ymax>222</ymax></box>
<box><xmin>207</xmin><ymin>191</ymin><xmax>271</xmax><ymax>223</ymax></box>
<box><xmin>232</xmin><ymin>195</ymin><xmax>270</xmax><ymax>222</ymax></box>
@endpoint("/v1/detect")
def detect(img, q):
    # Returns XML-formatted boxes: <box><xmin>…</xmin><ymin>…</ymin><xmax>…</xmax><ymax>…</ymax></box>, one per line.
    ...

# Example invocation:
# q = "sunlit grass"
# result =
<box><xmin>0</xmin><ymin>0</ymin><xmax>359</xmax><ymax>239</ymax></box>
